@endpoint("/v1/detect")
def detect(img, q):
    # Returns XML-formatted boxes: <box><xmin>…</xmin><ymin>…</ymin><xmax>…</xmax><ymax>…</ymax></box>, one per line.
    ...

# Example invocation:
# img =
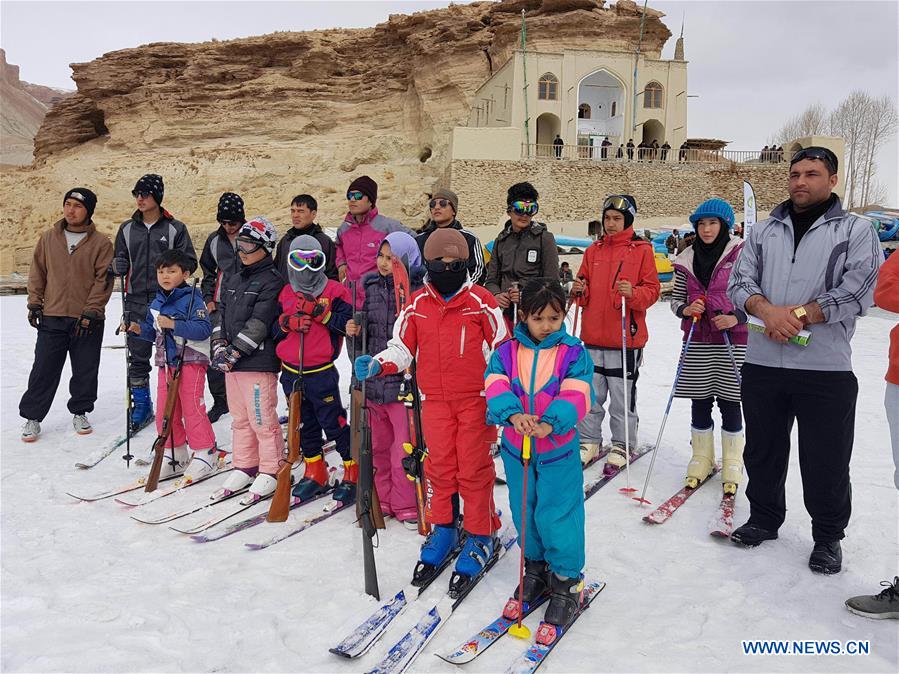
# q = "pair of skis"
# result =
<box><xmin>641</xmin><ymin>464</ymin><xmax>736</xmax><ymax>537</ymax></box>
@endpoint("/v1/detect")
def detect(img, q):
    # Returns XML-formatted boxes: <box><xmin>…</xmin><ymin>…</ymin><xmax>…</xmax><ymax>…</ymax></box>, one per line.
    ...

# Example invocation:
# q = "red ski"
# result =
<box><xmin>642</xmin><ymin>465</ymin><xmax>720</xmax><ymax>525</ymax></box>
<box><xmin>709</xmin><ymin>492</ymin><xmax>736</xmax><ymax>538</ymax></box>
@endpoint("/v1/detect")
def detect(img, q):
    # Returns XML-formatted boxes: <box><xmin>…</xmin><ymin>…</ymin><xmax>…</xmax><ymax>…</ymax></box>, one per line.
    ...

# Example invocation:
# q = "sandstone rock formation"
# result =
<box><xmin>1</xmin><ymin>0</ymin><xmax>672</xmax><ymax>274</ymax></box>
<box><xmin>1</xmin><ymin>49</ymin><xmax>48</xmax><ymax>167</ymax></box>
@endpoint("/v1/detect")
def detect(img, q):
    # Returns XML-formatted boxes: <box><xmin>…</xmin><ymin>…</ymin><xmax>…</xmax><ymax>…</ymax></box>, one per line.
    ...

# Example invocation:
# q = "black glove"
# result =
<box><xmin>73</xmin><ymin>311</ymin><xmax>101</xmax><ymax>337</ymax></box>
<box><xmin>27</xmin><ymin>303</ymin><xmax>43</xmax><ymax>329</ymax></box>
<box><xmin>110</xmin><ymin>257</ymin><xmax>129</xmax><ymax>276</ymax></box>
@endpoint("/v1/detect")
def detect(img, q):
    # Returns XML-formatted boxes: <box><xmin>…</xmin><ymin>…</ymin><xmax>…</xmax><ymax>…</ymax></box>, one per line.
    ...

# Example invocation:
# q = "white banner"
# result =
<box><xmin>743</xmin><ymin>181</ymin><xmax>757</xmax><ymax>240</ymax></box>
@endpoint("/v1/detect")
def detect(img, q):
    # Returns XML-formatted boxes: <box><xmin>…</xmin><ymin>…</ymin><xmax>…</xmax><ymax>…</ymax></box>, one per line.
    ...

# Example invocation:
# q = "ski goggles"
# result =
<box><xmin>347</xmin><ymin>190</ymin><xmax>366</xmax><ymax>201</ymax></box>
<box><xmin>789</xmin><ymin>147</ymin><xmax>838</xmax><ymax>174</ymax></box>
<box><xmin>426</xmin><ymin>259</ymin><xmax>467</xmax><ymax>273</ymax></box>
<box><xmin>236</xmin><ymin>238</ymin><xmax>263</xmax><ymax>254</ymax></box>
<box><xmin>429</xmin><ymin>199</ymin><xmax>451</xmax><ymax>209</ymax></box>
<box><xmin>509</xmin><ymin>200</ymin><xmax>539</xmax><ymax>216</ymax></box>
<box><xmin>603</xmin><ymin>195</ymin><xmax>637</xmax><ymax>217</ymax></box>
<box><xmin>287</xmin><ymin>248</ymin><xmax>327</xmax><ymax>272</ymax></box>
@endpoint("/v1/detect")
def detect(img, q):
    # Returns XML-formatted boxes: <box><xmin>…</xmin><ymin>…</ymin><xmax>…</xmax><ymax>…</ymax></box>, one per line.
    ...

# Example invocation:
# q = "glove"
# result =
<box><xmin>211</xmin><ymin>339</ymin><xmax>227</xmax><ymax>358</ymax></box>
<box><xmin>211</xmin><ymin>345</ymin><xmax>241</xmax><ymax>373</ymax></box>
<box><xmin>295</xmin><ymin>293</ymin><xmax>318</xmax><ymax>316</ymax></box>
<box><xmin>110</xmin><ymin>257</ymin><xmax>129</xmax><ymax>276</ymax></box>
<box><xmin>402</xmin><ymin>442</ymin><xmax>427</xmax><ymax>480</ymax></box>
<box><xmin>311</xmin><ymin>296</ymin><xmax>330</xmax><ymax>323</ymax></box>
<box><xmin>279</xmin><ymin>312</ymin><xmax>312</xmax><ymax>333</ymax></box>
<box><xmin>73</xmin><ymin>310</ymin><xmax>101</xmax><ymax>337</ymax></box>
<box><xmin>354</xmin><ymin>355</ymin><xmax>381</xmax><ymax>381</ymax></box>
<box><xmin>27</xmin><ymin>303</ymin><xmax>43</xmax><ymax>329</ymax></box>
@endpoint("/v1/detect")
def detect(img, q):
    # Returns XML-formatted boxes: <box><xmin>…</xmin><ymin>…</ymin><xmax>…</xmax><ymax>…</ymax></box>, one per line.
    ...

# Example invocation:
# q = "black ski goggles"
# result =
<box><xmin>426</xmin><ymin>259</ymin><xmax>467</xmax><ymax>273</ymax></box>
<box><xmin>236</xmin><ymin>238</ymin><xmax>263</xmax><ymax>254</ymax></box>
<box><xmin>790</xmin><ymin>147</ymin><xmax>838</xmax><ymax>174</ymax></box>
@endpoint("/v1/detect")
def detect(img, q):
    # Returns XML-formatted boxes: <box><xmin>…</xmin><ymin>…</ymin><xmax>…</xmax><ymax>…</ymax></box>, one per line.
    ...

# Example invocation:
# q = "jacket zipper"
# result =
<box><xmin>459</xmin><ymin>324</ymin><xmax>466</xmax><ymax>357</ymax></box>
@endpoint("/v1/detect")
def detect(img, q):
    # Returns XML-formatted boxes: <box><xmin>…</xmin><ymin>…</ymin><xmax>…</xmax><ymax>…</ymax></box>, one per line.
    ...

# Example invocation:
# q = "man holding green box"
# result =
<box><xmin>727</xmin><ymin>146</ymin><xmax>882</xmax><ymax>574</ymax></box>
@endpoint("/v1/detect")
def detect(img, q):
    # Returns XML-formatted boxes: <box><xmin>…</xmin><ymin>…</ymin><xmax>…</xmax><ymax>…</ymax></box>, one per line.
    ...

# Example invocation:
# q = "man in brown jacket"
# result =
<box><xmin>20</xmin><ymin>188</ymin><xmax>114</xmax><ymax>442</ymax></box>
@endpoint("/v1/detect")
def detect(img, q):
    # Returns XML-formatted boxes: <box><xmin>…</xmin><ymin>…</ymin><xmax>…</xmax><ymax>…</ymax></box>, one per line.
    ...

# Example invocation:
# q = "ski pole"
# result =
<box><xmin>715</xmin><ymin>310</ymin><xmax>742</xmax><ymax>387</ymax></box>
<box><xmin>509</xmin><ymin>434</ymin><xmax>532</xmax><ymax>640</ymax></box>
<box><xmin>634</xmin><ymin>314</ymin><xmax>700</xmax><ymax>505</ymax></box>
<box><xmin>115</xmin><ymin>274</ymin><xmax>134</xmax><ymax>467</ymax></box>
<box><xmin>619</xmin><ymin>295</ymin><xmax>635</xmax><ymax>494</ymax></box>
<box><xmin>511</xmin><ymin>281</ymin><xmax>520</xmax><ymax>327</ymax></box>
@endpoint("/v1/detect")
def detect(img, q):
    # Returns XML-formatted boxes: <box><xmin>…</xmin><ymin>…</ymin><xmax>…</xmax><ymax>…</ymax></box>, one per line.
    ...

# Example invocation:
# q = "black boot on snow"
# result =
<box><xmin>809</xmin><ymin>540</ymin><xmax>842</xmax><ymax>575</ymax></box>
<box><xmin>543</xmin><ymin>574</ymin><xmax>584</xmax><ymax>627</ymax></box>
<box><xmin>515</xmin><ymin>559</ymin><xmax>551</xmax><ymax>605</ymax></box>
<box><xmin>207</xmin><ymin>398</ymin><xmax>229</xmax><ymax>423</ymax></box>
<box><xmin>730</xmin><ymin>522</ymin><xmax>778</xmax><ymax>547</ymax></box>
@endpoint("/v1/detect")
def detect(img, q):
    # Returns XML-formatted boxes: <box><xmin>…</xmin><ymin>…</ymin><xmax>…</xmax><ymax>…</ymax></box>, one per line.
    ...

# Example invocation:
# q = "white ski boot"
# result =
<box><xmin>721</xmin><ymin>429</ymin><xmax>745</xmax><ymax>495</ymax></box>
<box><xmin>240</xmin><ymin>473</ymin><xmax>277</xmax><ymax>505</ymax></box>
<box><xmin>685</xmin><ymin>427</ymin><xmax>715</xmax><ymax>489</ymax></box>
<box><xmin>605</xmin><ymin>442</ymin><xmax>629</xmax><ymax>470</ymax></box>
<box><xmin>183</xmin><ymin>446</ymin><xmax>224</xmax><ymax>484</ymax></box>
<box><xmin>158</xmin><ymin>445</ymin><xmax>191</xmax><ymax>479</ymax></box>
<box><xmin>580</xmin><ymin>443</ymin><xmax>600</xmax><ymax>467</ymax></box>
<box><xmin>218</xmin><ymin>469</ymin><xmax>255</xmax><ymax>497</ymax></box>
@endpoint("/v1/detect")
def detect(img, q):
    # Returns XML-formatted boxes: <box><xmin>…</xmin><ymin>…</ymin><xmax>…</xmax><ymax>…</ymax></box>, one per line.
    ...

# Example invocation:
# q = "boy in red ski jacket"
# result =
<box><xmin>354</xmin><ymin>229</ymin><xmax>508</xmax><ymax>582</ymax></box>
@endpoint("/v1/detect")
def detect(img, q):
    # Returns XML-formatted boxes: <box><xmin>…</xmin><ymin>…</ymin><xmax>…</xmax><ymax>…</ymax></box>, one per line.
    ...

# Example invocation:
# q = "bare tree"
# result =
<box><xmin>860</xmin><ymin>95</ymin><xmax>898</xmax><ymax>206</ymax></box>
<box><xmin>829</xmin><ymin>91</ymin><xmax>872</xmax><ymax>208</ymax></box>
<box><xmin>773</xmin><ymin>103</ymin><xmax>828</xmax><ymax>143</ymax></box>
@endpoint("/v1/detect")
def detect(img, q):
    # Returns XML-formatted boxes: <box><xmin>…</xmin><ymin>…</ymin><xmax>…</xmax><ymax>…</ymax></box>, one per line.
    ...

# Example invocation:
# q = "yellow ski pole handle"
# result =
<box><xmin>522</xmin><ymin>435</ymin><xmax>531</xmax><ymax>461</ymax></box>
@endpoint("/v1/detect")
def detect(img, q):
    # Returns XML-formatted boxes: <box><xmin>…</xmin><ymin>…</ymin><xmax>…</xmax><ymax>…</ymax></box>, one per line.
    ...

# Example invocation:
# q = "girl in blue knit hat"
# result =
<box><xmin>670</xmin><ymin>198</ymin><xmax>748</xmax><ymax>495</ymax></box>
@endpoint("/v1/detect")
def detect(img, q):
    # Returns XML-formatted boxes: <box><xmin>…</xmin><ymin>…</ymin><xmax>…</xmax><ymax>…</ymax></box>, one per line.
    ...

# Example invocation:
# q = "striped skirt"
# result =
<box><xmin>673</xmin><ymin>342</ymin><xmax>745</xmax><ymax>402</ymax></box>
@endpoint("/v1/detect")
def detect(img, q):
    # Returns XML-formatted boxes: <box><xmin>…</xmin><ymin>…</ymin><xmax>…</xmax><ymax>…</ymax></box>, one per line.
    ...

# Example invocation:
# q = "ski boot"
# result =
<box><xmin>685</xmin><ymin>427</ymin><xmax>715</xmax><ymax>489</ymax></box>
<box><xmin>579</xmin><ymin>443</ymin><xmax>600</xmax><ymax>467</ymax></box>
<box><xmin>721</xmin><ymin>429</ymin><xmax>744</xmax><ymax>495</ymax></box>
<box><xmin>291</xmin><ymin>454</ymin><xmax>330</xmax><ymax>501</ymax></box>
<box><xmin>449</xmin><ymin>533</ymin><xmax>497</xmax><ymax>597</ymax></box>
<box><xmin>240</xmin><ymin>473</ymin><xmax>277</xmax><ymax>505</ymax></box>
<box><xmin>413</xmin><ymin>523</ymin><xmax>460</xmax><ymax>586</ymax></box>
<box><xmin>206</xmin><ymin>396</ymin><xmax>229</xmax><ymax>423</ymax></box>
<box><xmin>129</xmin><ymin>382</ymin><xmax>155</xmax><ymax>433</ymax></box>
<box><xmin>504</xmin><ymin>559</ymin><xmax>551</xmax><ymax>620</ymax></box>
<box><xmin>21</xmin><ymin>419</ymin><xmax>41</xmax><ymax>443</ymax></box>
<box><xmin>220</xmin><ymin>468</ymin><xmax>256</xmax><ymax>496</ymax></box>
<box><xmin>73</xmin><ymin>414</ymin><xmax>92</xmax><ymax>435</ymax></box>
<box><xmin>543</xmin><ymin>573</ymin><xmax>585</xmax><ymax>628</ymax></box>
<box><xmin>183</xmin><ymin>446</ymin><xmax>225</xmax><ymax>484</ymax></box>
<box><xmin>603</xmin><ymin>443</ymin><xmax>629</xmax><ymax>475</ymax></box>
<box><xmin>158</xmin><ymin>445</ymin><xmax>191</xmax><ymax>479</ymax></box>
<box><xmin>332</xmin><ymin>459</ymin><xmax>358</xmax><ymax>503</ymax></box>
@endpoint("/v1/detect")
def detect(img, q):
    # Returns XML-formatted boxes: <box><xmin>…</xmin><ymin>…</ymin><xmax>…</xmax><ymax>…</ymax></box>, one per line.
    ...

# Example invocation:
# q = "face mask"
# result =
<box><xmin>429</xmin><ymin>266</ymin><xmax>468</xmax><ymax>295</ymax></box>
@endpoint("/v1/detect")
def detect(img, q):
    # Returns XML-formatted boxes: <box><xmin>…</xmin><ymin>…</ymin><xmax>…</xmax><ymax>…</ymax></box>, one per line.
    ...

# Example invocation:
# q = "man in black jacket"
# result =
<box><xmin>199</xmin><ymin>192</ymin><xmax>245</xmax><ymax>422</ymax></box>
<box><xmin>415</xmin><ymin>189</ymin><xmax>486</xmax><ymax>285</ymax></box>
<box><xmin>111</xmin><ymin>174</ymin><xmax>196</xmax><ymax>431</ymax></box>
<box><xmin>274</xmin><ymin>194</ymin><xmax>337</xmax><ymax>281</ymax></box>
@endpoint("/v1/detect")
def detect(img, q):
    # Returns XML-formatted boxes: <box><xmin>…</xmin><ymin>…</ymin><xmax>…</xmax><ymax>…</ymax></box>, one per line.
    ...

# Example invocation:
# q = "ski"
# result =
<box><xmin>130</xmin><ymin>482</ymin><xmax>249</xmax><ymax>525</ymax></box>
<box><xmin>709</xmin><ymin>492</ymin><xmax>736</xmax><ymax>538</ymax></box>
<box><xmin>115</xmin><ymin>457</ymin><xmax>232</xmax><ymax>506</ymax></box>
<box><xmin>329</xmin><ymin>535</ymin><xmax>467</xmax><ymax>659</ymax></box>
<box><xmin>583</xmin><ymin>445</ymin><xmax>653</xmax><ymax>501</ymax></box>
<box><xmin>504</xmin><ymin>581</ymin><xmax>606</xmax><ymax>674</ymax></box>
<box><xmin>73</xmin><ymin>417</ymin><xmax>154</xmax><ymax>469</ymax></box>
<box><xmin>642</xmin><ymin>464</ymin><xmax>721</xmax><ymax>525</ymax></box>
<box><xmin>244</xmin><ymin>498</ymin><xmax>353</xmax><ymax>550</ymax></box>
<box><xmin>65</xmin><ymin>469</ymin><xmax>185</xmax><ymax>502</ymax></box>
<box><xmin>365</xmin><ymin>527</ymin><xmax>518</xmax><ymax>674</ymax></box>
<box><xmin>437</xmin><ymin>594</ymin><xmax>551</xmax><ymax>665</ymax></box>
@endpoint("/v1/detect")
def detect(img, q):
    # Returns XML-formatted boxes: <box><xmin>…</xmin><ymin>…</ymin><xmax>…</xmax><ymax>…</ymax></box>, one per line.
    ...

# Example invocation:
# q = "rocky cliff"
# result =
<box><xmin>1</xmin><ymin>49</ymin><xmax>48</xmax><ymax>167</ymax></box>
<box><xmin>1</xmin><ymin>0</ymin><xmax>671</xmax><ymax>274</ymax></box>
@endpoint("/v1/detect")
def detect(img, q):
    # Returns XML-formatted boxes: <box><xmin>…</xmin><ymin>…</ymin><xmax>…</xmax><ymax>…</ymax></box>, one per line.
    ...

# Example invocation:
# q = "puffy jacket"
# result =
<box><xmin>576</xmin><ymin>228</ymin><xmax>660</xmax><ymax>349</ymax></box>
<box><xmin>113</xmin><ymin>210</ymin><xmax>197</xmax><ymax>299</ymax></box>
<box><xmin>275</xmin><ymin>280</ymin><xmax>352</xmax><ymax>370</ymax></box>
<box><xmin>199</xmin><ymin>228</ymin><xmax>240</xmax><ymax>304</ymax></box>
<box><xmin>335</xmin><ymin>207</ymin><xmax>411</xmax><ymax>304</ymax></box>
<box><xmin>485</xmin><ymin>323</ymin><xmax>594</xmax><ymax>464</ymax></box>
<box><xmin>416</xmin><ymin>220</ymin><xmax>486</xmax><ymax>285</ymax></box>
<box><xmin>27</xmin><ymin>219</ymin><xmax>114</xmax><ymax>319</ymax></box>
<box><xmin>211</xmin><ymin>256</ymin><xmax>283</xmax><ymax>373</ymax></box>
<box><xmin>356</xmin><ymin>266</ymin><xmax>426</xmax><ymax>404</ymax></box>
<box><xmin>274</xmin><ymin>223</ymin><xmax>338</xmax><ymax>282</ymax></box>
<box><xmin>484</xmin><ymin>220</ymin><xmax>560</xmax><ymax>295</ymax></box>
<box><xmin>137</xmin><ymin>283</ymin><xmax>210</xmax><ymax>367</ymax></box>
<box><xmin>374</xmin><ymin>281</ymin><xmax>508</xmax><ymax>400</ymax></box>
<box><xmin>671</xmin><ymin>236</ymin><xmax>748</xmax><ymax>345</ymax></box>
<box><xmin>874</xmin><ymin>251</ymin><xmax>899</xmax><ymax>385</ymax></box>
<box><xmin>728</xmin><ymin>197</ymin><xmax>881</xmax><ymax>371</ymax></box>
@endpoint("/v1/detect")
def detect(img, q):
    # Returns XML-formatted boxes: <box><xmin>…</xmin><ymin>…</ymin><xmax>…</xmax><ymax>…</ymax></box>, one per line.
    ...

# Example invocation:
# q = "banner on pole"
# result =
<box><xmin>743</xmin><ymin>181</ymin><xmax>757</xmax><ymax>240</ymax></box>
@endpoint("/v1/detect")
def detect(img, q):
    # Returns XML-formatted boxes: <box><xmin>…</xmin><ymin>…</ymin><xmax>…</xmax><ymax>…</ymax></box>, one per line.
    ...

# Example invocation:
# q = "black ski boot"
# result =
<box><xmin>543</xmin><ymin>574</ymin><xmax>584</xmax><ymax>627</ymax></box>
<box><xmin>207</xmin><ymin>397</ymin><xmax>229</xmax><ymax>423</ymax></box>
<box><xmin>516</xmin><ymin>559</ymin><xmax>551</xmax><ymax>604</ymax></box>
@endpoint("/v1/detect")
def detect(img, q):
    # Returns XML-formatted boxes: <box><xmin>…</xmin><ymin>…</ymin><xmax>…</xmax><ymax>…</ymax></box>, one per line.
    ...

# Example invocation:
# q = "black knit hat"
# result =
<box><xmin>348</xmin><ymin>175</ymin><xmax>378</xmax><ymax>205</ymax></box>
<box><xmin>132</xmin><ymin>174</ymin><xmax>164</xmax><ymax>205</ymax></box>
<box><xmin>63</xmin><ymin>187</ymin><xmax>97</xmax><ymax>220</ymax></box>
<box><xmin>217</xmin><ymin>192</ymin><xmax>246</xmax><ymax>224</ymax></box>
<box><xmin>603</xmin><ymin>194</ymin><xmax>638</xmax><ymax>229</ymax></box>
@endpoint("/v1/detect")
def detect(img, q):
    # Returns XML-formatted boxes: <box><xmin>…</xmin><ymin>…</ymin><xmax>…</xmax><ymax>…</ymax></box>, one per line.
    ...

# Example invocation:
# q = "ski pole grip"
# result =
<box><xmin>353</xmin><ymin>311</ymin><xmax>366</xmax><ymax>324</ymax></box>
<box><xmin>522</xmin><ymin>435</ymin><xmax>531</xmax><ymax>461</ymax></box>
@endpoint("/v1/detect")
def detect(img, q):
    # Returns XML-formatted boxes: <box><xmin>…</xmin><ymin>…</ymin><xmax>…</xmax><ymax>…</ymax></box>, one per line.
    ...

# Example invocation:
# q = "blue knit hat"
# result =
<box><xmin>689</xmin><ymin>198</ymin><xmax>735</xmax><ymax>230</ymax></box>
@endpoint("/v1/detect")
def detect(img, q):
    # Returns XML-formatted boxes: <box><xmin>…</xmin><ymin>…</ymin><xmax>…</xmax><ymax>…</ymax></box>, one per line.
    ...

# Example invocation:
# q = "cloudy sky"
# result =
<box><xmin>2</xmin><ymin>0</ymin><xmax>896</xmax><ymax>203</ymax></box>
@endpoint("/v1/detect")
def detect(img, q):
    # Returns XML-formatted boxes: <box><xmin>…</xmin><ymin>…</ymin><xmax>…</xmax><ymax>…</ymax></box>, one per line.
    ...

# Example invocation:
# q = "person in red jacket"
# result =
<box><xmin>571</xmin><ymin>195</ymin><xmax>660</xmax><ymax>471</ymax></box>
<box><xmin>354</xmin><ymin>228</ymin><xmax>508</xmax><ymax>583</ymax></box>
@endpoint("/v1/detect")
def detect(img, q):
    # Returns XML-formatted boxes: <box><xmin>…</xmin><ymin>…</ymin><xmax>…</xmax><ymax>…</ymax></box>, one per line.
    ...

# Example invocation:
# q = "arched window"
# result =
<box><xmin>611</xmin><ymin>100</ymin><xmax>617</xmax><ymax>117</ymax></box>
<box><xmin>644</xmin><ymin>81</ymin><xmax>663</xmax><ymax>108</ymax></box>
<box><xmin>538</xmin><ymin>73</ymin><xmax>558</xmax><ymax>100</ymax></box>
<box><xmin>578</xmin><ymin>103</ymin><xmax>591</xmax><ymax>119</ymax></box>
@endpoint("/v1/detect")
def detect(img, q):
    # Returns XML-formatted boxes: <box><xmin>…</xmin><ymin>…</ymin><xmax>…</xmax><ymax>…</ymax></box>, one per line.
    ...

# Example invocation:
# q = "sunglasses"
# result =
<box><xmin>429</xmin><ymin>199</ymin><xmax>451</xmax><ymax>209</ymax></box>
<box><xmin>790</xmin><ymin>147</ymin><xmax>837</xmax><ymax>173</ymax></box>
<box><xmin>219</xmin><ymin>220</ymin><xmax>242</xmax><ymax>228</ymax></box>
<box><xmin>236</xmin><ymin>238</ymin><xmax>263</xmax><ymax>254</ymax></box>
<box><xmin>288</xmin><ymin>249</ymin><xmax>326</xmax><ymax>272</ymax></box>
<box><xmin>426</xmin><ymin>259</ymin><xmax>467</xmax><ymax>273</ymax></box>
<box><xmin>347</xmin><ymin>191</ymin><xmax>366</xmax><ymax>201</ymax></box>
<box><xmin>132</xmin><ymin>190</ymin><xmax>153</xmax><ymax>199</ymax></box>
<box><xmin>603</xmin><ymin>195</ymin><xmax>636</xmax><ymax>217</ymax></box>
<box><xmin>510</xmin><ymin>201</ymin><xmax>539</xmax><ymax>216</ymax></box>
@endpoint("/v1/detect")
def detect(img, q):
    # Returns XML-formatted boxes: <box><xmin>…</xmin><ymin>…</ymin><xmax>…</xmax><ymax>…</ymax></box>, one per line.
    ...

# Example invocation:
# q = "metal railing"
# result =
<box><xmin>522</xmin><ymin>144</ymin><xmax>789</xmax><ymax>165</ymax></box>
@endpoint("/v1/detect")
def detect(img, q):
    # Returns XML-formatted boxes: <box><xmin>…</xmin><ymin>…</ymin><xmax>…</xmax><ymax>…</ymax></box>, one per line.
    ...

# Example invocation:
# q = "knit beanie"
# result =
<box><xmin>423</xmin><ymin>228</ymin><xmax>469</xmax><ymax>261</ymax></box>
<box><xmin>237</xmin><ymin>216</ymin><xmax>277</xmax><ymax>252</ymax></box>
<box><xmin>133</xmin><ymin>174</ymin><xmax>164</xmax><ymax>206</ymax></box>
<box><xmin>63</xmin><ymin>187</ymin><xmax>97</xmax><ymax>220</ymax></box>
<box><xmin>217</xmin><ymin>192</ymin><xmax>246</xmax><ymax>224</ymax></box>
<box><xmin>432</xmin><ymin>188</ymin><xmax>459</xmax><ymax>214</ymax></box>
<box><xmin>348</xmin><ymin>175</ymin><xmax>378</xmax><ymax>204</ymax></box>
<box><xmin>689</xmin><ymin>198</ymin><xmax>735</xmax><ymax>230</ymax></box>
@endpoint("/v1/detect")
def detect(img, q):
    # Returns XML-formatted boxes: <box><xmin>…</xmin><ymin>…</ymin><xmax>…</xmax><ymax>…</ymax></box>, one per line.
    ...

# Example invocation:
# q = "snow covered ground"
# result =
<box><xmin>1</xmin><ymin>293</ymin><xmax>896</xmax><ymax>673</ymax></box>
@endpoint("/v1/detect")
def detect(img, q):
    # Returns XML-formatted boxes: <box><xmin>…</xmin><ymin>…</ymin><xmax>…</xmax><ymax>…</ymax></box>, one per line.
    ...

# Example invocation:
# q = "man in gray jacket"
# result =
<box><xmin>727</xmin><ymin>147</ymin><xmax>882</xmax><ymax>574</ymax></box>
